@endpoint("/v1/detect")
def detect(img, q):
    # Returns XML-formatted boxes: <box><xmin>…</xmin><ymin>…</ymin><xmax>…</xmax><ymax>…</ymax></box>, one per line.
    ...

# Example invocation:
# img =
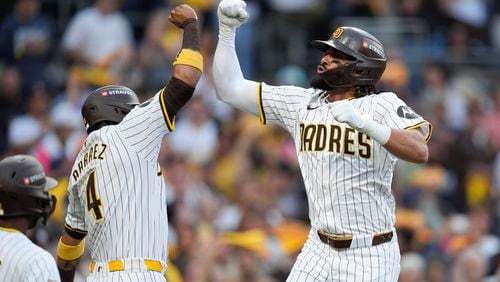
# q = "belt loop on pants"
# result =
<box><xmin>317</xmin><ymin>229</ymin><xmax>394</xmax><ymax>249</ymax></box>
<box><xmin>89</xmin><ymin>258</ymin><xmax>165</xmax><ymax>274</ymax></box>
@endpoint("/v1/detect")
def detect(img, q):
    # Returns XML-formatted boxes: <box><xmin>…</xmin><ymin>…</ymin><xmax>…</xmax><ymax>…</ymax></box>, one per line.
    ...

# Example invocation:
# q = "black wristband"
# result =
<box><xmin>64</xmin><ymin>224</ymin><xmax>87</xmax><ymax>240</ymax></box>
<box><xmin>181</xmin><ymin>20</ymin><xmax>200</xmax><ymax>51</ymax></box>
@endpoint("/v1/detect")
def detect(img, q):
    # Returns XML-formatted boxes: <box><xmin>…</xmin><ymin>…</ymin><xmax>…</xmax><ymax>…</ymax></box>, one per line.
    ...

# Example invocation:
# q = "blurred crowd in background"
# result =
<box><xmin>1</xmin><ymin>0</ymin><xmax>500</xmax><ymax>281</ymax></box>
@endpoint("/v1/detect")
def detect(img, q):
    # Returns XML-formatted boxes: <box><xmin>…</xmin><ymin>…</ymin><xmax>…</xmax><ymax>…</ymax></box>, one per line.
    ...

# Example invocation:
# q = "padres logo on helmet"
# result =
<box><xmin>333</xmin><ymin>27</ymin><xmax>344</xmax><ymax>39</ymax></box>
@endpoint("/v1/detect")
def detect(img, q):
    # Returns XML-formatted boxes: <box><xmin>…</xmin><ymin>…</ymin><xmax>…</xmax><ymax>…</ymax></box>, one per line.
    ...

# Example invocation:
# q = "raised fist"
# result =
<box><xmin>168</xmin><ymin>4</ymin><xmax>198</xmax><ymax>28</ymax></box>
<box><xmin>217</xmin><ymin>0</ymin><xmax>248</xmax><ymax>28</ymax></box>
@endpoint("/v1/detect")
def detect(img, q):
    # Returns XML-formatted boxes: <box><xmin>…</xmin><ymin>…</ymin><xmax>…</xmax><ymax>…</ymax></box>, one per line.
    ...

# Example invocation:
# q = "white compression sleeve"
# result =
<box><xmin>213</xmin><ymin>23</ymin><xmax>260</xmax><ymax>115</ymax></box>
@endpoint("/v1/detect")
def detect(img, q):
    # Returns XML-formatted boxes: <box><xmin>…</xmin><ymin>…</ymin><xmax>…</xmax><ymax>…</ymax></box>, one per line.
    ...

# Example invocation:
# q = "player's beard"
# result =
<box><xmin>310</xmin><ymin>75</ymin><xmax>332</xmax><ymax>91</ymax></box>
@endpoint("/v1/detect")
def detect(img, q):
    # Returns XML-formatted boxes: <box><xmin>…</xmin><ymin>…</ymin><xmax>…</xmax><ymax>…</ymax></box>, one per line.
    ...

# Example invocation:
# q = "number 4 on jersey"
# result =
<box><xmin>86</xmin><ymin>169</ymin><xmax>104</xmax><ymax>221</ymax></box>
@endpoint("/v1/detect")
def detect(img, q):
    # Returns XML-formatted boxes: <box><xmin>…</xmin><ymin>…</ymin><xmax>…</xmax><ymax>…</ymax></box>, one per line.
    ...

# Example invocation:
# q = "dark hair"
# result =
<box><xmin>353</xmin><ymin>85</ymin><xmax>378</xmax><ymax>98</ymax></box>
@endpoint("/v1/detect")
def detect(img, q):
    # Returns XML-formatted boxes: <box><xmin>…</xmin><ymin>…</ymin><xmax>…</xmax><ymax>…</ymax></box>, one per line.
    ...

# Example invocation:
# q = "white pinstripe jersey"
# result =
<box><xmin>257</xmin><ymin>83</ymin><xmax>432</xmax><ymax>236</ymax></box>
<box><xmin>65</xmin><ymin>90</ymin><xmax>173</xmax><ymax>263</ymax></box>
<box><xmin>0</xmin><ymin>227</ymin><xmax>60</xmax><ymax>281</ymax></box>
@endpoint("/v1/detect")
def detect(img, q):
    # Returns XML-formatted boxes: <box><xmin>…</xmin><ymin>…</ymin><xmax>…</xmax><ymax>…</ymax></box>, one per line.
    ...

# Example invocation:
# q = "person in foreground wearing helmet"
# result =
<box><xmin>0</xmin><ymin>155</ymin><xmax>60</xmax><ymax>281</ymax></box>
<box><xmin>213</xmin><ymin>0</ymin><xmax>432</xmax><ymax>281</ymax></box>
<box><xmin>55</xmin><ymin>4</ymin><xmax>202</xmax><ymax>282</ymax></box>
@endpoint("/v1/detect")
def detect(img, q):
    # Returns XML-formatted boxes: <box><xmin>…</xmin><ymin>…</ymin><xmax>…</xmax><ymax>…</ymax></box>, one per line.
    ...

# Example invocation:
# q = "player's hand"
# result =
<box><xmin>168</xmin><ymin>4</ymin><xmax>198</xmax><ymax>28</ymax></box>
<box><xmin>327</xmin><ymin>100</ymin><xmax>366</xmax><ymax>129</ymax></box>
<box><xmin>217</xmin><ymin>0</ymin><xmax>248</xmax><ymax>28</ymax></box>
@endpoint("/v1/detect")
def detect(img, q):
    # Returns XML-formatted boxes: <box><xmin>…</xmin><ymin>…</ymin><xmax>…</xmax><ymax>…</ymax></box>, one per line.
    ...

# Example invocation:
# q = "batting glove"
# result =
<box><xmin>328</xmin><ymin>99</ymin><xmax>391</xmax><ymax>144</ymax></box>
<box><xmin>328</xmin><ymin>100</ymin><xmax>366</xmax><ymax>129</ymax></box>
<box><xmin>217</xmin><ymin>0</ymin><xmax>249</xmax><ymax>29</ymax></box>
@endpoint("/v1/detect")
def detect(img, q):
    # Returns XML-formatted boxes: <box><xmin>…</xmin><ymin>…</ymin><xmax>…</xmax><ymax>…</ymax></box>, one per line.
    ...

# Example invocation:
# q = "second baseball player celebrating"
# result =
<box><xmin>214</xmin><ymin>0</ymin><xmax>432</xmax><ymax>281</ymax></box>
<box><xmin>56</xmin><ymin>4</ymin><xmax>202</xmax><ymax>282</ymax></box>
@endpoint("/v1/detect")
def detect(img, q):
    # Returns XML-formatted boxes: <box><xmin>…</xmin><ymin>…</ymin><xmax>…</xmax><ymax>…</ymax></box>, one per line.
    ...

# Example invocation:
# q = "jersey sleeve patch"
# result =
<box><xmin>159</xmin><ymin>87</ymin><xmax>176</xmax><ymax>131</ymax></box>
<box><xmin>257</xmin><ymin>82</ymin><xmax>266</xmax><ymax>125</ymax></box>
<box><xmin>397</xmin><ymin>105</ymin><xmax>421</xmax><ymax>119</ymax></box>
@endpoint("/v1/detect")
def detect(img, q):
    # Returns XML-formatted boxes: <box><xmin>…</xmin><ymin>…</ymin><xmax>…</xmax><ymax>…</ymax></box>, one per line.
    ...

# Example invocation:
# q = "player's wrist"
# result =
<box><xmin>181</xmin><ymin>18</ymin><xmax>197</xmax><ymax>29</ymax></box>
<box><xmin>173</xmin><ymin>49</ymin><xmax>203</xmax><ymax>72</ymax></box>
<box><xmin>57</xmin><ymin>238</ymin><xmax>85</xmax><ymax>261</ymax></box>
<box><xmin>218</xmin><ymin>22</ymin><xmax>236</xmax><ymax>47</ymax></box>
<box><xmin>358</xmin><ymin>118</ymin><xmax>391</xmax><ymax>145</ymax></box>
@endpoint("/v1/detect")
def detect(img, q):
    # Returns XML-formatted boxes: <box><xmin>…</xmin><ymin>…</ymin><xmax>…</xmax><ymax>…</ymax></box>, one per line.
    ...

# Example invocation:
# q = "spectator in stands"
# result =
<box><xmin>137</xmin><ymin>9</ymin><xmax>180</xmax><ymax>93</ymax></box>
<box><xmin>481</xmin><ymin>86</ymin><xmax>500</xmax><ymax>150</ymax></box>
<box><xmin>0</xmin><ymin>67</ymin><xmax>24</xmax><ymax>155</ymax></box>
<box><xmin>399</xmin><ymin>252</ymin><xmax>426</xmax><ymax>282</ymax></box>
<box><xmin>34</xmin><ymin>101</ymin><xmax>85</xmax><ymax>177</ymax></box>
<box><xmin>0</xmin><ymin>0</ymin><xmax>53</xmax><ymax>95</ymax></box>
<box><xmin>168</xmin><ymin>96</ymin><xmax>218</xmax><ymax>165</ymax></box>
<box><xmin>7</xmin><ymin>82</ymin><xmax>51</xmax><ymax>159</ymax></box>
<box><xmin>7</xmin><ymin>114</ymin><xmax>41</xmax><ymax>156</ymax></box>
<box><xmin>452</xmin><ymin>248</ymin><xmax>488</xmax><ymax>282</ymax></box>
<box><xmin>61</xmin><ymin>0</ymin><xmax>133</xmax><ymax>86</ymax></box>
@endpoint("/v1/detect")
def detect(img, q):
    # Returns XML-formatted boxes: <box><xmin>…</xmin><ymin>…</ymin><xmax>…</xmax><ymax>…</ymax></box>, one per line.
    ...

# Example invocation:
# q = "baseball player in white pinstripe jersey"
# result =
<box><xmin>214</xmin><ymin>0</ymin><xmax>432</xmax><ymax>281</ymax></box>
<box><xmin>55</xmin><ymin>4</ymin><xmax>203</xmax><ymax>282</ymax></box>
<box><xmin>0</xmin><ymin>155</ymin><xmax>60</xmax><ymax>282</ymax></box>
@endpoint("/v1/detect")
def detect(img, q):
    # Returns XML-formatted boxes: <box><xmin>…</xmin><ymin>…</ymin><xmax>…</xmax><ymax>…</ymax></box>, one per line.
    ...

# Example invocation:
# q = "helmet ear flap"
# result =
<box><xmin>40</xmin><ymin>195</ymin><xmax>57</xmax><ymax>225</ymax></box>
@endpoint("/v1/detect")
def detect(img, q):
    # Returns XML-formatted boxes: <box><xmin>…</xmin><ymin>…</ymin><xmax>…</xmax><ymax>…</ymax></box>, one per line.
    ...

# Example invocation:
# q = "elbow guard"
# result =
<box><xmin>160</xmin><ymin>77</ymin><xmax>195</xmax><ymax>130</ymax></box>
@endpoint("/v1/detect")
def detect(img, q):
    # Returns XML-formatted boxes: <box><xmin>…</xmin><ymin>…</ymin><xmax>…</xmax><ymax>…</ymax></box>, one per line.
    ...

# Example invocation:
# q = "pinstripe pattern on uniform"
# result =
<box><xmin>287</xmin><ymin>229</ymin><xmax>400</xmax><ymax>281</ymax></box>
<box><xmin>287</xmin><ymin>229</ymin><xmax>332</xmax><ymax>281</ymax></box>
<box><xmin>0</xmin><ymin>229</ymin><xmax>60</xmax><ymax>281</ymax></box>
<box><xmin>260</xmin><ymin>85</ymin><xmax>427</xmax><ymax>280</ymax></box>
<box><xmin>86</xmin><ymin>271</ymin><xmax>165</xmax><ymax>281</ymax></box>
<box><xmin>64</xmin><ymin>91</ymin><xmax>170</xmax><ymax>279</ymax></box>
<box><xmin>119</xmin><ymin>91</ymin><xmax>171</xmax><ymax>162</ymax></box>
<box><xmin>259</xmin><ymin>82</ymin><xmax>317</xmax><ymax>134</ymax></box>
